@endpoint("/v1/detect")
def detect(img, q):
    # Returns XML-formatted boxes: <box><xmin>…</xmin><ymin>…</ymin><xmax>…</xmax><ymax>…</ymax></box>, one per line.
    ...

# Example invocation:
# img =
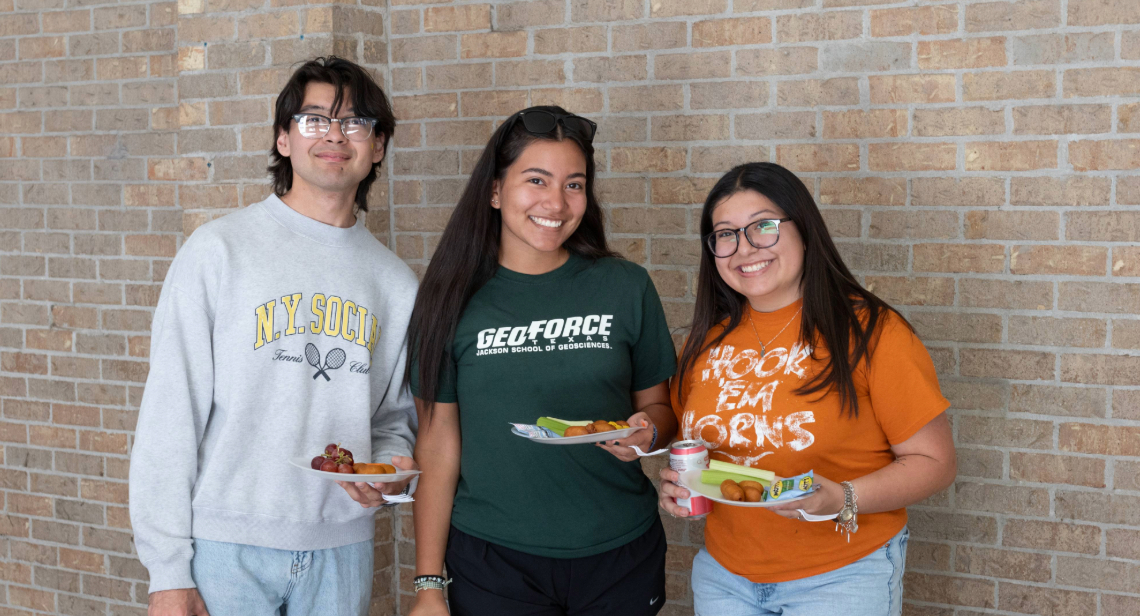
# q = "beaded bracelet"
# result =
<box><xmin>413</xmin><ymin>575</ymin><xmax>452</xmax><ymax>593</ymax></box>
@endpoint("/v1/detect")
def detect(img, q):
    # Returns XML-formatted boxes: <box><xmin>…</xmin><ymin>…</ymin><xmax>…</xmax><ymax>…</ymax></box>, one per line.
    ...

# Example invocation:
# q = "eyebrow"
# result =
<box><xmin>520</xmin><ymin>168</ymin><xmax>587</xmax><ymax>180</ymax></box>
<box><xmin>713</xmin><ymin>210</ymin><xmax>780</xmax><ymax>228</ymax></box>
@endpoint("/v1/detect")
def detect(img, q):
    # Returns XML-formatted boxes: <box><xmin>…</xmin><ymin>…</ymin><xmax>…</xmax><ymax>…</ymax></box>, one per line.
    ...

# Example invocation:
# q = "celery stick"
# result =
<box><xmin>545</xmin><ymin>417</ymin><xmax>593</xmax><ymax>426</ymax></box>
<box><xmin>537</xmin><ymin>417</ymin><xmax>594</xmax><ymax>436</ymax></box>
<box><xmin>536</xmin><ymin>418</ymin><xmax>568</xmax><ymax>436</ymax></box>
<box><xmin>700</xmin><ymin>470</ymin><xmax>772</xmax><ymax>487</ymax></box>
<box><xmin>708</xmin><ymin>460</ymin><xmax>776</xmax><ymax>483</ymax></box>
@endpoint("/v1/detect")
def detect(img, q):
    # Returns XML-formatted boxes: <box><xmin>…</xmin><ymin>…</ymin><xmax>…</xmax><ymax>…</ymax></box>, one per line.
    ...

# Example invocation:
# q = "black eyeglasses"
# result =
<box><xmin>508</xmin><ymin>109</ymin><xmax>597</xmax><ymax>142</ymax></box>
<box><xmin>292</xmin><ymin>114</ymin><xmax>378</xmax><ymax>142</ymax></box>
<box><xmin>706</xmin><ymin>218</ymin><xmax>793</xmax><ymax>258</ymax></box>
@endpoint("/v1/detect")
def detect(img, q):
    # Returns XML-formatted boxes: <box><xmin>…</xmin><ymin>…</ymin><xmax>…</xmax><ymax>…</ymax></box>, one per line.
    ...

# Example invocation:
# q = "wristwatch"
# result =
<box><xmin>836</xmin><ymin>481</ymin><xmax>858</xmax><ymax>542</ymax></box>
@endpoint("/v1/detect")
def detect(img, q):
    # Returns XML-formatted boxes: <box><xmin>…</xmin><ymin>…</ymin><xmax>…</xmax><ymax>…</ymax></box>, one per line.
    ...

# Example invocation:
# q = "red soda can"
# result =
<box><xmin>670</xmin><ymin>440</ymin><xmax>712</xmax><ymax>517</ymax></box>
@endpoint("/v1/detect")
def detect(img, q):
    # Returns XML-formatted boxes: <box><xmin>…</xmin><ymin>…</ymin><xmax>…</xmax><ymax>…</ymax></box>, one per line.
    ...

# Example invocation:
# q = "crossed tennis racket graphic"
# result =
<box><xmin>305</xmin><ymin>343</ymin><xmax>346</xmax><ymax>381</ymax></box>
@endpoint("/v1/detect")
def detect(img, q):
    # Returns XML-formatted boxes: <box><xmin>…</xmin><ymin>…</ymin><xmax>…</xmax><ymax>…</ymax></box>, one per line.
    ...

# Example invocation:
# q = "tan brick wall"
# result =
<box><xmin>1</xmin><ymin>0</ymin><xmax>179</xmax><ymax>609</ymax></box>
<box><xmin>0</xmin><ymin>0</ymin><xmax>398</xmax><ymax>612</ymax></box>
<box><xmin>381</xmin><ymin>1</ymin><xmax>1140</xmax><ymax>615</ymax></box>
<box><xmin>3</xmin><ymin>0</ymin><xmax>1140</xmax><ymax>614</ymax></box>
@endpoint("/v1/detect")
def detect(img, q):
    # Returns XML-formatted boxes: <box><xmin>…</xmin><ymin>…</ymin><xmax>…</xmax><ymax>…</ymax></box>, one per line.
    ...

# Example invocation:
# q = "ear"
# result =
<box><xmin>371</xmin><ymin>133</ymin><xmax>386</xmax><ymax>164</ymax></box>
<box><xmin>491</xmin><ymin>179</ymin><xmax>501</xmax><ymax>210</ymax></box>
<box><xmin>276</xmin><ymin>127</ymin><xmax>291</xmax><ymax>157</ymax></box>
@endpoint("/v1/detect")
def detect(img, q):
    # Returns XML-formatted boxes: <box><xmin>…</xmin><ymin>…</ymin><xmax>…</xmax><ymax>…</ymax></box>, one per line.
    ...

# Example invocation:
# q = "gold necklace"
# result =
<box><xmin>748</xmin><ymin>306</ymin><xmax>802</xmax><ymax>359</ymax></box>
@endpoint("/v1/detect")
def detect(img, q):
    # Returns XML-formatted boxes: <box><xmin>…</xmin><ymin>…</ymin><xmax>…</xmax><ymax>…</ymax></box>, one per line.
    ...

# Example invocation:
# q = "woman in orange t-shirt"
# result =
<box><xmin>658</xmin><ymin>162</ymin><xmax>957</xmax><ymax>616</ymax></box>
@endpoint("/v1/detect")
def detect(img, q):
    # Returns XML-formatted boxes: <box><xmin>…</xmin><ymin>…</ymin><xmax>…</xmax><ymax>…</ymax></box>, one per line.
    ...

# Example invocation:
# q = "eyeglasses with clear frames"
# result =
<box><xmin>706</xmin><ymin>218</ymin><xmax>793</xmax><ymax>258</ymax></box>
<box><xmin>292</xmin><ymin>114</ymin><xmax>378</xmax><ymax>142</ymax></box>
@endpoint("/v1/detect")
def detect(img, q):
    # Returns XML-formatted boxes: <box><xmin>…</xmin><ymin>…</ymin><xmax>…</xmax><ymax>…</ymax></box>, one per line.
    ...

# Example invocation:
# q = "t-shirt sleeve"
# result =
<box><xmin>866</xmin><ymin>311</ymin><xmax>950</xmax><ymax>445</ymax></box>
<box><xmin>630</xmin><ymin>274</ymin><xmax>678</xmax><ymax>391</ymax></box>
<box><xmin>408</xmin><ymin>346</ymin><xmax>458</xmax><ymax>404</ymax></box>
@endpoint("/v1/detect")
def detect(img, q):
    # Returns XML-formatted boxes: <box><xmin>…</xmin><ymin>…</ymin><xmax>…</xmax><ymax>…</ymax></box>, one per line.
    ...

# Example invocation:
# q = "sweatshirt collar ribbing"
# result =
<box><xmin>259</xmin><ymin>194</ymin><xmax>364</xmax><ymax>247</ymax></box>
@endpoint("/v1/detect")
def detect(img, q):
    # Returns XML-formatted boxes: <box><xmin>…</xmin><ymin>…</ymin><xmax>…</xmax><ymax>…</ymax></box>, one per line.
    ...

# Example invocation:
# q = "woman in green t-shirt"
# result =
<box><xmin>405</xmin><ymin>107</ymin><xmax>678</xmax><ymax>616</ymax></box>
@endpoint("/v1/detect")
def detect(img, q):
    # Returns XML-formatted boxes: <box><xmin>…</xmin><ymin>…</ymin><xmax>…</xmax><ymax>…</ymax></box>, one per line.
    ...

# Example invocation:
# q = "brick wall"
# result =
<box><xmin>0</xmin><ymin>0</ymin><xmax>179</xmax><ymax>610</ymax></box>
<box><xmin>383</xmin><ymin>1</ymin><xmax>1140</xmax><ymax>615</ymax></box>
<box><xmin>0</xmin><ymin>0</ymin><xmax>398</xmax><ymax>612</ymax></box>
<box><xmin>3</xmin><ymin>0</ymin><xmax>1140</xmax><ymax>614</ymax></box>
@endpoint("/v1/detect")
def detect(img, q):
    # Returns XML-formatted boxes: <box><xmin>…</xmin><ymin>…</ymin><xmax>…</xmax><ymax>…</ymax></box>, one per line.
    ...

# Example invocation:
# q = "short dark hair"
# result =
<box><xmin>268</xmin><ymin>56</ymin><xmax>396</xmax><ymax>212</ymax></box>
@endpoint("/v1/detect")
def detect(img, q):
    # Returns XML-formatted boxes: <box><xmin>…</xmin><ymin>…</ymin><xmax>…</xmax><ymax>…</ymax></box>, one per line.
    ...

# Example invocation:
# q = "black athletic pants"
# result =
<box><xmin>444</xmin><ymin>518</ymin><xmax>667</xmax><ymax>616</ymax></box>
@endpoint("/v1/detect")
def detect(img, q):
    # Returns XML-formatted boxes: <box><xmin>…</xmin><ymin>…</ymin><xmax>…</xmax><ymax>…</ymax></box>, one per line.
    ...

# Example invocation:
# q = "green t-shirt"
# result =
<box><xmin>411</xmin><ymin>254</ymin><xmax>677</xmax><ymax>558</ymax></box>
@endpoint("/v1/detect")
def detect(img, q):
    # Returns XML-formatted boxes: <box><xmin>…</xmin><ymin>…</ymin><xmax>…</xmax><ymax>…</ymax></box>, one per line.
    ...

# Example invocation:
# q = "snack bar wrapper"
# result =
<box><xmin>762</xmin><ymin>471</ymin><xmax>815</xmax><ymax>501</ymax></box>
<box><xmin>509</xmin><ymin>423</ymin><xmax>558</xmax><ymax>439</ymax></box>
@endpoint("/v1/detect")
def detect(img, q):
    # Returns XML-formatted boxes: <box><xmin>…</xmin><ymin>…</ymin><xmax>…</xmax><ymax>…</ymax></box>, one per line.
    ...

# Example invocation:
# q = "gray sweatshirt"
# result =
<box><xmin>128</xmin><ymin>195</ymin><xmax>419</xmax><ymax>593</ymax></box>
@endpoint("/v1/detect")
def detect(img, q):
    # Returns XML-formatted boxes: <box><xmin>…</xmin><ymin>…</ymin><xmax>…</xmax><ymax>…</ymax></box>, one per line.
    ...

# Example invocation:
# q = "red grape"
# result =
<box><xmin>337</xmin><ymin>463</ymin><xmax>354</xmax><ymax>474</ymax></box>
<box><xmin>310</xmin><ymin>456</ymin><xmax>325</xmax><ymax>470</ymax></box>
<box><xmin>324</xmin><ymin>444</ymin><xmax>339</xmax><ymax>455</ymax></box>
<box><xmin>339</xmin><ymin>448</ymin><xmax>353</xmax><ymax>459</ymax></box>
<box><xmin>320</xmin><ymin>459</ymin><xmax>338</xmax><ymax>472</ymax></box>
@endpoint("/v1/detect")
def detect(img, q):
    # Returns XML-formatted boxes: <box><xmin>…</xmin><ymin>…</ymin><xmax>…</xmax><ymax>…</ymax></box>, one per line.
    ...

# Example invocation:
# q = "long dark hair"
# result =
<box><xmin>677</xmin><ymin>163</ymin><xmax>906</xmax><ymax>418</ymax></box>
<box><xmin>268</xmin><ymin>56</ymin><xmax>396</xmax><ymax>212</ymax></box>
<box><xmin>406</xmin><ymin>106</ymin><xmax>616</xmax><ymax>413</ymax></box>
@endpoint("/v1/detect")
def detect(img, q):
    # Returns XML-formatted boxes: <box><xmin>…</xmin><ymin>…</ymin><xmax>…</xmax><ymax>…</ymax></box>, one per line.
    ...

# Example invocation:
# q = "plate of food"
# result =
<box><xmin>290</xmin><ymin>443</ymin><xmax>421</xmax><ymax>482</ymax></box>
<box><xmin>677</xmin><ymin>462</ymin><xmax>818</xmax><ymax>508</ymax></box>
<box><xmin>510</xmin><ymin>417</ymin><xmax>644</xmax><ymax>445</ymax></box>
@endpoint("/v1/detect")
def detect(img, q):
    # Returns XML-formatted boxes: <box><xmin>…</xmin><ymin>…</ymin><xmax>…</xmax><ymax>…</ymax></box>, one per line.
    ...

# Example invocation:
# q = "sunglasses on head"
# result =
<box><xmin>507</xmin><ymin>109</ymin><xmax>598</xmax><ymax>142</ymax></box>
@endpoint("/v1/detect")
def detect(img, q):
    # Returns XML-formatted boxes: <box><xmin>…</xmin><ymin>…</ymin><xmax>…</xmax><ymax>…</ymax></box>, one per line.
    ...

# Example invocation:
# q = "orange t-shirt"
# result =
<box><xmin>670</xmin><ymin>299</ymin><xmax>949</xmax><ymax>583</ymax></box>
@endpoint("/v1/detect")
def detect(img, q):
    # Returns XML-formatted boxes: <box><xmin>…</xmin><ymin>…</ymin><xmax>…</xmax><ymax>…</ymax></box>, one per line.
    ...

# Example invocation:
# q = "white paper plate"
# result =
<box><xmin>677</xmin><ymin>469</ymin><xmax>818</xmax><ymax>508</ymax></box>
<box><xmin>511</xmin><ymin>425</ymin><xmax>643</xmax><ymax>445</ymax></box>
<box><xmin>289</xmin><ymin>456</ymin><xmax>422</xmax><ymax>482</ymax></box>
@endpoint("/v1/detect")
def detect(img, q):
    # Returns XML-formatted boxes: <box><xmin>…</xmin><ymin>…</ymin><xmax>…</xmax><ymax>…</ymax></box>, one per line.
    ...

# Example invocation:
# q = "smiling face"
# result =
<box><xmin>275</xmin><ymin>82</ymin><xmax>385</xmax><ymax>200</ymax></box>
<box><xmin>710</xmin><ymin>190</ymin><xmax>805</xmax><ymax>312</ymax></box>
<box><xmin>492</xmin><ymin>138</ymin><xmax>588</xmax><ymax>272</ymax></box>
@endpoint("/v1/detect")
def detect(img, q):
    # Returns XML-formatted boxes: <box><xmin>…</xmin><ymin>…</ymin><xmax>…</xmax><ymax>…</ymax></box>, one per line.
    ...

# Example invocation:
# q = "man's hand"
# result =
<box><xmin>337</xmin><ymin>455</ymin><xmax>419</xmax><ymax>508</ymax></box>
<box><xmin>149</xmin><ymin>588</ymin><xmax>210</xmax><ymax>616</ymax></box>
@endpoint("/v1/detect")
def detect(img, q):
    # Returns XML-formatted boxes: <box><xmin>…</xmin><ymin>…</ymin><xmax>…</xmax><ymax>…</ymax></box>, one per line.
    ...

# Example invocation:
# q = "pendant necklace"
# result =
<box><xmin>748</xmin><ymin>305</ymin><xmax>802</xmax><ymax>359</ymax></box>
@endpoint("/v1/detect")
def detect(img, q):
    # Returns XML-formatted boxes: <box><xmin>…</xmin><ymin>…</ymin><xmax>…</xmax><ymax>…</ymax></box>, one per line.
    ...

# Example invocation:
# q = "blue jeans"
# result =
<box><xmin>692</xmin><ymin>527</ymin><xmax>908</xmax><ymax>616</ymax></box>
<box><xmin>191</xmin><ymin>538</ymin><xmax>373</xmax><ymax>616</ymax></box>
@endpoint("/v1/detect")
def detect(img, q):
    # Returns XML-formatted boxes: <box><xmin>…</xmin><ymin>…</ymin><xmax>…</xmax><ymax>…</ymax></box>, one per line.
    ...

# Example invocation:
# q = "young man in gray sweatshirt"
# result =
<box><xmin>129</xmin><ymin>57</ymin><xmax>419</xmax><ymax>616</ymax></box>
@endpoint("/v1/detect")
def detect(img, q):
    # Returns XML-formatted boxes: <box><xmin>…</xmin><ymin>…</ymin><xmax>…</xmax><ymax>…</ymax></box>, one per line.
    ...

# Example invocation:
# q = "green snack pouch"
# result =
<box><xmin>763</xmin><ymin>471</ymin><xmax>815</xmax><ymax>501</ymax></box>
